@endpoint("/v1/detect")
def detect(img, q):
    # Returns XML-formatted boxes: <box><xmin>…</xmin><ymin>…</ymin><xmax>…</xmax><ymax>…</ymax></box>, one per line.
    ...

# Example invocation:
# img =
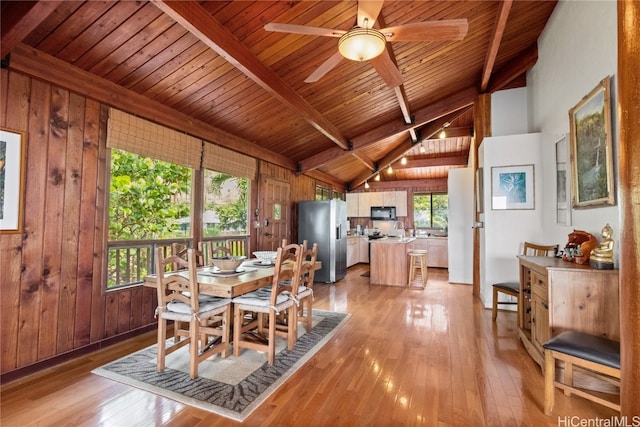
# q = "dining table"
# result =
<box><xmin>143</xmin><ymin>259</ymin><xmax>321</xmax><ymax>298</ymax></box>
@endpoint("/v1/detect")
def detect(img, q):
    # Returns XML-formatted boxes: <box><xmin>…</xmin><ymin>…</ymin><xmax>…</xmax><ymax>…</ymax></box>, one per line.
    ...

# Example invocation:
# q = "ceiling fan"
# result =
<box><xmin>264</xmin><ymin>1</ymin><xmax>468</xmax><ymax>88</ymax></box>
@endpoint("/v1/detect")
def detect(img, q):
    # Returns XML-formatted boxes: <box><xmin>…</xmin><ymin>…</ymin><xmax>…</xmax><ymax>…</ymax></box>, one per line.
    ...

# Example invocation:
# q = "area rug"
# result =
<box><xmin>92</xmin><ymin>310</ymin><xmax>349</xmax><ymax>422</ymax></box>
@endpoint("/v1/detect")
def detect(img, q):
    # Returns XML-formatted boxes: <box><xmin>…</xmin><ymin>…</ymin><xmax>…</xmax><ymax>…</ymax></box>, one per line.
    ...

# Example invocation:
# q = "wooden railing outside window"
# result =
<box><xmin>106</xmin><ymin>235</ymin><xmax>248</xmax><ymax>289</ymax></box>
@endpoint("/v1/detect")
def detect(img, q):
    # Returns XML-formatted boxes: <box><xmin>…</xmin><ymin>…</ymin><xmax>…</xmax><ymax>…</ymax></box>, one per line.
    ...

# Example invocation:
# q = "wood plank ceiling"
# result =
<box><xmin>1</xmin><ymin>0</ymin><xmax>557</xmax><ymax>190</ymax></box>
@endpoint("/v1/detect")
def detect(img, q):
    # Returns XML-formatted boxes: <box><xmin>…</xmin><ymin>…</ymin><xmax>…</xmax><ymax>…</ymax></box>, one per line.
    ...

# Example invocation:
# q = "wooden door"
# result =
<box><xmin>258</xmin><ymin>177</ymin><xmax>290</xmax><ymax>250</ymax></box>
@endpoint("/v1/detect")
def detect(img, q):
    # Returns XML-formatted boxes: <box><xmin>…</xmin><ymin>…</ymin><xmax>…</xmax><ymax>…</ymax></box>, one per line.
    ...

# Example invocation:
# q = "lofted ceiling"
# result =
<box><xmin>1</xmin><ymin>0</ymin><xmax>557</xmax><ymax>190</ymax></box>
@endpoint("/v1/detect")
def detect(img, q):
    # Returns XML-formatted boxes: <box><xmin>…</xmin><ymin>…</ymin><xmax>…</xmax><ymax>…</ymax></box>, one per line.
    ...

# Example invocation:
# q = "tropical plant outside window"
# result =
<box><xmin>413</xmin><ymin>193</ymin><xmax>448</xmax><ymax>231</ymax></box>
<box><xmin>107</xmin><ymin>149</ymin><xmax>249</xmax><ymax>289</ymax></box>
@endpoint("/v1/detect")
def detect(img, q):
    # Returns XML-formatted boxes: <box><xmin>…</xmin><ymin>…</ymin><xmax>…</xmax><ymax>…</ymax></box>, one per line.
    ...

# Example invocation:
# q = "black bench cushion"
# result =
<box><xmin>543</xmin><ymin>331</ymin><xmax>620</xmax><ymax>370</ymax></box>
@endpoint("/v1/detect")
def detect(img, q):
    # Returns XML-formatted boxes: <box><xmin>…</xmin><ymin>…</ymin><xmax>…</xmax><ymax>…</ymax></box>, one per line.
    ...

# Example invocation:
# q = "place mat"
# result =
<box><xmin>251</xmin><ymin>260</ymin><xmax>275</xmax><ymax>268</ymax></box>
<box><xmin>199</xmin><ymin>267</ymin><xmax>257</xmax><ymax>277</ymax></box>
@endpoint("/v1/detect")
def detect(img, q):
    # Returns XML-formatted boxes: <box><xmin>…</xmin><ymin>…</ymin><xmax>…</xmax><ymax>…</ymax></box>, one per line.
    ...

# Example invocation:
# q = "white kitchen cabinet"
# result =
<box><xmin>346</xmin><ymin>193</ymin><xmax>359</xmax><ymax>218</ymax></box>
<box><xmin>347</xmin><ymin>236</ymin><xmax>360</xmax><ymax>267</ymax></box>
<box><xmin>357</xmin><ymin>193</ymin><xmax>371</xmax><ymax>217</ymax></box>
<box><xmin>350</xmin><ymin>191</ymin><xmax>408</xmax><ymax>218</ymax></box>
<box><xmin>359</xmin><ymin>237</ymin><xmax>369</xmax><ymax>263</ymax></box>
<box><xmin>413</xmin><ymin>237</ymin><xmax>448</xmax><ymax>268</ymax></box>
<box><xmin>395</xmin><ymin>191</ymin><xmax>408</xmax><ymax>216</ymax></box>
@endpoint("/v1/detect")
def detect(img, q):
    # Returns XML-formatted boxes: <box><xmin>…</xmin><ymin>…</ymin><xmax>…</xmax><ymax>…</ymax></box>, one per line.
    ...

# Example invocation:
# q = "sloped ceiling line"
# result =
<box><xmin>152</xmin><ymin>0</ymin><xmax>350</xmax><ymax>150</ymax></box>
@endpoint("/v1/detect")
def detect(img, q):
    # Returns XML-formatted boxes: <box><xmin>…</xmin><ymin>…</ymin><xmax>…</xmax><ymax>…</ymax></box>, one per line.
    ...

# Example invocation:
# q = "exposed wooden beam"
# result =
<box><xmin>351</xmin><ymin>152</ymin><xmax>377</xmax><ymax>172</ymax></box>
<box><xmin>299</xmin><ymin>87</ymin><xmax>477</xmax><ymax>173</ymax></box>
<box><xmin>487</xmin><ymin>43</ymin><xmax>538</xmax><ymax>93</ymax></box>
<box><xmin>304</xmin><ymin>169</ymin><xmax>345</xmax><ymax>190</ymax></box>
<box><xmin>394</xmin><ymin>155</ymin><xmax>469</xmax><ymax>170</ymax></box>
<box><xmin>481</xmin><ymin>0</ymin><xmax>513</xmax><ymax>92</ymax></box>
<box><xmin>9</xmin><ymin>43</ymin><xmax>296</xmax><ymax>171</ymax></box>
<box><xmin>152</xmin><ymin>0</ymin><xmax>349</xmax><ymax>150</ymax></box>
<box><xmin>0</xmin><ymin>1</ymin><xmax>61</xmax><ymax>58</ymax></box>
<box><xmin>364</xmin><ymin>178</ymin><xmax>448</xmax><ymax>191</ymax></box>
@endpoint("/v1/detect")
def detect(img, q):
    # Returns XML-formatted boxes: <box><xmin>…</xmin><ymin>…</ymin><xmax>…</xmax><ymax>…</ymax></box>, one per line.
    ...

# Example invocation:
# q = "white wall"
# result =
<box><xmin>479</xmin><ymin>133</ymin><xmax>543</xmax><ymax>306</ymax></box>
<box><xmin>527</xmin><ymin>0</ymin><xmax>619</xmax><ymax>265</ymax></box>
<box><xmin>492</xmin><ymin>87</ymin><xmax>528</xmax><ymax>136</ymax></box>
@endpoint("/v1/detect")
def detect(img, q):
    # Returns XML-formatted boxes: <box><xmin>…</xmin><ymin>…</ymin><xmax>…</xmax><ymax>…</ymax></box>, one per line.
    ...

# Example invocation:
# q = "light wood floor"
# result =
<box><xmin>1</xmin><ymin>264</ymin><xmax>618</xmax><ymax>426</ymax></box>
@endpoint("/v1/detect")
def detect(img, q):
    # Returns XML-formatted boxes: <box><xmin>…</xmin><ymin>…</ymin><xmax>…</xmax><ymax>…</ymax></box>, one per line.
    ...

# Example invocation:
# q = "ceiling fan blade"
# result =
<box><xmin>305</xmin><ymin>52</ymin><xmax>344</xmax><ymax>83</ymax></box>
<box><xmin>381</xmin><ymin>19</ymin><xmax>469</xmax><ymax>42</ymax></box>
<box><xmin>357</xmin><ymin>1</ymin><xmax>385</xmax><ymax>28</ymax></box>
<box><xmin>370</xmin><ymin>49</ymin><xmax>403</xmax><ymax>88</ymax></box>
<box><xmin>264</xmin><ymin>22</ymin><xmax>345</xmax><ymax>38</ymax></box>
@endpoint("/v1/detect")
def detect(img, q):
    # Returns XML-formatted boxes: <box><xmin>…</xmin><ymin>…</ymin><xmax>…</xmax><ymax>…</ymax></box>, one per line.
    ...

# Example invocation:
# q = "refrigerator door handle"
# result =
<box><xmin>336</xmin><ymin>225</ymin><xmax>341</xmax><ymax>240</ymax></box>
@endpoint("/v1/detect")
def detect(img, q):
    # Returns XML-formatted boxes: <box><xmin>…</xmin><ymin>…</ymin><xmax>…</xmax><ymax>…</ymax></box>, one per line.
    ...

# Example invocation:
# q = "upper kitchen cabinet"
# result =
<box><xmin>348</xmin><ymin>191</ymin><xmax>408</xmax><ymax>218</ymax></box>
<box><xmin>346</xmin><ymin>193</ymin><xmax>359</xmax><ymax>218</ymax></box>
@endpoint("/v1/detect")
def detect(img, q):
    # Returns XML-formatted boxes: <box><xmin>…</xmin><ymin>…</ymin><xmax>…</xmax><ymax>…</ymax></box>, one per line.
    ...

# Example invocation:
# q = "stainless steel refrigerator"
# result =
<box><xmin>298</xmin><ymin>199</ymin><xmax>347</xmax><ymax>283</ymax></box>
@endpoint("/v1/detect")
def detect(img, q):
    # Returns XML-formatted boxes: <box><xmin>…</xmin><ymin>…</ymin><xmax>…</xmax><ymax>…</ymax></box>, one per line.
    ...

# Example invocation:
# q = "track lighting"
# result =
<box><xmin>419</xmin><ymin>143</ymin><xmax>426</xmax><ymax>154</ymax></box>
<box><xmin>401</xmin><ymin>156</ymin><xmax>407</xmax><ymax>165</ymax></box>
<box><xmin>375</xmin><ymin>172</ymin><xmax>380</xmax><ymax>181</ymax></box>
<box><xmin>364</xmin><ymin>180</ymin><xmax>370</xmax><ymax>189</ymax></box>
<box><xmin>387</xmin><ymin>164</ymin><xmax>393</xmax><ymax>174</ymax></box>
<box><xmin>439</xmin><ymin>128</ymin><xmax>446</xmax><ymax>139</ymax></box>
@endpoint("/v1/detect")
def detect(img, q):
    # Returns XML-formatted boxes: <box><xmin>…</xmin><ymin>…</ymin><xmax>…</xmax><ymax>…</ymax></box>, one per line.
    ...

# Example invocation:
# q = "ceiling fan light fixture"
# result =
<box><xmin>338</xmin><ymin>27</ymin><xmax>386</xmax><ymax>62</ymax></box>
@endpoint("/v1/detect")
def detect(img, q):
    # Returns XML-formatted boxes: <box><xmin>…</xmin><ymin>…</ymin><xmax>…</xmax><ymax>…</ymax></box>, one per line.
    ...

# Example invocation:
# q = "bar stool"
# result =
<box><xmin>408</xmin><ymin>250</ymin><xmax>428</xmax><ymax>289</ymax></box>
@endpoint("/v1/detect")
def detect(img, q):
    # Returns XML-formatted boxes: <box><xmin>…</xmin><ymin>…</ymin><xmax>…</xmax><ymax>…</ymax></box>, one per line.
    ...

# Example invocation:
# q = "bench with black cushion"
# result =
<box><xmin>543</xmin><ymin>331</ymin><xmax>620</xmax><ymax>414</ymax></box>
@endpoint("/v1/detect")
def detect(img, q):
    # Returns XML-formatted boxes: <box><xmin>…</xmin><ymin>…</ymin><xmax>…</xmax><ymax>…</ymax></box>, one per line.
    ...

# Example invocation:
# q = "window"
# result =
<box><xmin>315</xmin><ymin>184</ymin><xmax>330</xmax><ymax>200</ymax></box>
<box><xmin>413</xmin><ymin>193</ymin><xmax>448</xmax><ymax>230</ymax></box>
<box><xmin>202</xmin><ymin>170</ymin><xmax>248</xmax><ymax>237</ymax></box>
<box><xmin>107</xmin><ymin>150</ymin><xmax>250</xmax><ymax>289</ymax></box>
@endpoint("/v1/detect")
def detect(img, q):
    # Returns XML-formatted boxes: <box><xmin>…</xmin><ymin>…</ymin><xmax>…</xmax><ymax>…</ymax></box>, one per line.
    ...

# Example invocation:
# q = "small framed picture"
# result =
<box><xmin>1</xmin><ymin>128</ymin><xmax>27</xmax><ymax>233</ymax></box>
<box><xmin>491</xmin><ymin>164</ymin><xmax>534</xmax><ymax>210</ymax></box>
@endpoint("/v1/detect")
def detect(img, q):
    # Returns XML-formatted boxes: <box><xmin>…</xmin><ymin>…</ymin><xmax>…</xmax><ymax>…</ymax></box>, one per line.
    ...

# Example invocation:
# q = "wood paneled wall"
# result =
<box><xmin>0</xmin><ymin>69</ymin><xmax>335</xmax><ymax>379</ymax></box>
<box><xmin>0</xmin><ymin>69</ymin><xmax>158</xmax><ymax>377</ymax></box>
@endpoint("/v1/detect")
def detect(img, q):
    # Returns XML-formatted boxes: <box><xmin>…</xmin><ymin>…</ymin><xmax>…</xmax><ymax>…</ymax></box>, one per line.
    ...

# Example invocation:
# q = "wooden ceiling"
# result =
<box><xmin>1</xmin><ymin>0</ymin><xmax>557</xmax><ymax>190</ymax></box>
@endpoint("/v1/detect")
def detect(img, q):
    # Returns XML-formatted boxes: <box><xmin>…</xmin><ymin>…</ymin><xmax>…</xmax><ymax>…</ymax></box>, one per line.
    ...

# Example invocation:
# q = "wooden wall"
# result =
<box><xmin>0</xmin><ymin>68</ymin><xmax>334</xmax><ymax>379</ymax></box>
<box><xmin>0</xmin><ymin>69</ymin><xmax>157</xmax><ymax>377</ymax></box>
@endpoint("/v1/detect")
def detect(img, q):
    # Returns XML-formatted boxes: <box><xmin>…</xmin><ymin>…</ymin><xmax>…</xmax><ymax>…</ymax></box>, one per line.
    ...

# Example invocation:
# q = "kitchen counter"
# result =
<box><xmin>369</xmin><ymin>238</ymin><xmax>415</xmax><ymax>287</ymax></box>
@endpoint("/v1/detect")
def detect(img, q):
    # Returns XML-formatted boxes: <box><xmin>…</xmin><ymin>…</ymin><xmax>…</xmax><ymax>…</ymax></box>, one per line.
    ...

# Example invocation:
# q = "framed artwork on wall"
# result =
<box><xmin>569</xmin><ymin>76</ymin><xmax>615</xmax><ymax>208</ymax></box>
<box><xmin>0</xmin><ymin>128</ymin><xmax>27</xmax><ymax>233</ymax></box>
<box><xmin>555</xmin><ymin>134</ymin><xmax>572</xmax><ymax>225</ymax></box>
<box><xmin>491</xmin><ymin>164</ymin><xmax>534</xmax><ymax>210</ymax></box>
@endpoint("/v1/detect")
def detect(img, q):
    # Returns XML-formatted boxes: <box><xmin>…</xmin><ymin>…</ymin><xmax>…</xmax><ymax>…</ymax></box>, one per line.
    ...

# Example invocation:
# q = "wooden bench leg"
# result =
<box><xmin>544</xmin><ymin>349</ymin><xmax>555</xmax><ymax>415</ymax></box>
<box><xmin>564</xmin><ymin>361</ymin><xmax>573</xmax><ymax>396</ymax></box>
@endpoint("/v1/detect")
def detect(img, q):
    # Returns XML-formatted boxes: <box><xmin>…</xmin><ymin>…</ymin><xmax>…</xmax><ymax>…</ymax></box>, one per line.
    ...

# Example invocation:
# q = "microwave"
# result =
<box><xmin>370</xmin><ymin>206</ymin><xmax>397</xmax><ymax>221</ymax></box>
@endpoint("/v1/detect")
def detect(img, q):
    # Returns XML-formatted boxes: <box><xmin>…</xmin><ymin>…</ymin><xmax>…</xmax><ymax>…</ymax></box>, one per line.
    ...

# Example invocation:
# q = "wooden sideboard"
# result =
<box><xmin>517</xmin><ymin>256</ymin><xmax>620</xmax><ymax>368</ymax></box>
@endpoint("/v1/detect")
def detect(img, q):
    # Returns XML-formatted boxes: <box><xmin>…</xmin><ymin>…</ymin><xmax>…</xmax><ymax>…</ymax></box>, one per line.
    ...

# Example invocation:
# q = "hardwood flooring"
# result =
<box><xmin>1</xmin><ymin>265</ymin><xmax>618</xmax><ymax>426</ymax></box>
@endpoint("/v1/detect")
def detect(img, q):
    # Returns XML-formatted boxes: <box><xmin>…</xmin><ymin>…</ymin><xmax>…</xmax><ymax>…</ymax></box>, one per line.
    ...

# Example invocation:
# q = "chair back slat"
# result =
<box><xmin>156</xmin><ymin>248</ymin><xmax>202</xmax><ymax>312</ymax></box>
<box><xmin>270</xmin><ymin>243</ymin><xmax>303</xmax><ymax>305</ymax></box>
<box><xmin>300</xmin><ymin>242</ymin><xmax>318</xmax><ymax>290</ymax></box>
<box><xmin>523</xmin><ymin>242</ymin><xmax>558</xmax><ymax>257</ymax></box>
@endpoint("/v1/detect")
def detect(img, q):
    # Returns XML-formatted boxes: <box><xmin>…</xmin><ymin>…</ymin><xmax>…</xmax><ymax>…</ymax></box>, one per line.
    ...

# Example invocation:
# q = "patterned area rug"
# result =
<box><xmin>92</xmin><ymin>310</ymin><xmax>349</xmax><ymax>422</ymax></box>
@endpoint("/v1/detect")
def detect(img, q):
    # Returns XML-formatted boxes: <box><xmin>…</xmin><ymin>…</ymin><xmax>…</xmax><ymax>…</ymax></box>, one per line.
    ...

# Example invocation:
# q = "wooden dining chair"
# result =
<box><xmin>197</xmin><ymin>241</ymin><xmax>232</xmax><ymax>266</ymax></box>
<box><xmin>231</xmin><ymin>243</ymin><xmax>303</xmax><ymax>364</ymax></box>
<box><xmin>492</xmin><ymin>242</ymin><xmax>559</xmax><ymax>321</ymax></box>
<box><xmin>155</xmin><ymin>248</ymin><xmax>231</xmax><ymax>379</ymax></box>
<box><xmin>296</xmin><ymin>241</ymin><xmax>318</xmax><ymax>333</ymax></box>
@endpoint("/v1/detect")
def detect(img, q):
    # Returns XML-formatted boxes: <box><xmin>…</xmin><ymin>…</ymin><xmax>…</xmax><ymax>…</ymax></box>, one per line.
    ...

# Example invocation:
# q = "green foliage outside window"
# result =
<box><xmin>109</xmin><ymin>149</ymin><xmax>191</xmax><ymax>240</ymax></box>
<box><xmin>413</xmin><ymin>193</ymin><xmax>448</xmax><ymax>230</ymax></box>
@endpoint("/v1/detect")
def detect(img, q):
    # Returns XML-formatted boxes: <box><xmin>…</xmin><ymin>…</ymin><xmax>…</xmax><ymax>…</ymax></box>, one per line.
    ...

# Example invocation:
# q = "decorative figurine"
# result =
<box><xmin>562</xmin><ymin>229</ymin><xmax>598</xmax><ymax>264</ymax></box>
<box><xmin>590</xmin><ymin>223</ymin><xmax>615</xmax><ymax>270</ymax></box>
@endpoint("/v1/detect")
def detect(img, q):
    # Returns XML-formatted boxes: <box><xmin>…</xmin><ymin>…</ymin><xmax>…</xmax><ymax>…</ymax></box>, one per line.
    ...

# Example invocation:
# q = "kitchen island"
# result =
<box><xmin>370</xmin><ymin>237</ymin><xmax>415</xmax><ymax>287</ymax></box>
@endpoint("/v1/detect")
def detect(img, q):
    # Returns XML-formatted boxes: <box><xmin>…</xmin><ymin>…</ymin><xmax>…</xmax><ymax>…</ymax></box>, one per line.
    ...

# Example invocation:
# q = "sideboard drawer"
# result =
<box><xmin>530</xmin><ymin>271</ymin><xmax>548</xmax><ymax>300</ymax></box>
